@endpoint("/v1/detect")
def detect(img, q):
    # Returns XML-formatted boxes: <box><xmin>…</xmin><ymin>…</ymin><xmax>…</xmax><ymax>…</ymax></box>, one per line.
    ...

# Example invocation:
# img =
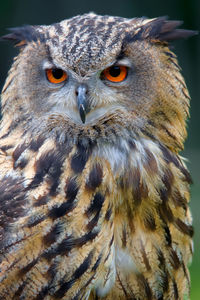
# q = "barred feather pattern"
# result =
<box><xmin>0</xmin><ymin>13</ymin><xmax>195</xmax><ymax>300</ymax></box>
<box><xmin>0</xmin><ymin>123</ymin><xmax>193</xmax><ymax>299</ymax></box>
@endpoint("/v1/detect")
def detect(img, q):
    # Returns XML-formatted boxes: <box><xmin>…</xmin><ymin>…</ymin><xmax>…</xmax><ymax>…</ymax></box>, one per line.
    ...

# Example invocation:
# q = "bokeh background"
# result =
<box><xmin>0</xmin><ymin>0</ymin><xmax>199</xmax><ymax>298</ymax></box>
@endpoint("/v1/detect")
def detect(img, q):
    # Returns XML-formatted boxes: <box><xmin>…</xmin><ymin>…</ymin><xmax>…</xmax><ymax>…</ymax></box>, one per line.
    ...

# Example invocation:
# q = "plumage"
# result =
<box><xmin>0</xmin><ymin>13</ymin><xmax>196</xmax><ymax>299</ymax></box>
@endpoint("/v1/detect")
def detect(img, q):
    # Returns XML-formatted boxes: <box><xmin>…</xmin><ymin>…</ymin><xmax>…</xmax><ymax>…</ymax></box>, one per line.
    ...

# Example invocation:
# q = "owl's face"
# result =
<box><xmin>12</xmin><ymin>16</ymin><xmax>157</xmax><ymax>126</ymax></box>
<box><xmin>2</xmin><ymin>13</ymin><xmax>194</xmax><ymax>150</ymax></box>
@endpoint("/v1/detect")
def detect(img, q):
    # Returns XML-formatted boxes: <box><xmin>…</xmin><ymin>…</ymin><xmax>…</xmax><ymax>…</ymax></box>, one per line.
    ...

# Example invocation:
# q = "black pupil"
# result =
<box><xmin>109</xmin><ymin>66</ymin><xmax>121</xmax><ymax>77</ymax></box>
<box><xmin>52</xmin><ymin>68</ymin><xmax>64</xmax><ymax>79</ymax></box>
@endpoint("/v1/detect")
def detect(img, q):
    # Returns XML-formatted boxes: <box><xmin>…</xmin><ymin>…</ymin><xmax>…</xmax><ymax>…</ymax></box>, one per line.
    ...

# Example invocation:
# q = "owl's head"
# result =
<box><xmin>1</xmin><ymin>13</ymin><xmax>196</xmax><ymax>151</ymax></box>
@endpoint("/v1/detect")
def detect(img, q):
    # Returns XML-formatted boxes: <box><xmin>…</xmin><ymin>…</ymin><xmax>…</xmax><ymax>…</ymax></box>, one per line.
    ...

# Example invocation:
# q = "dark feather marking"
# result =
<box><xmin>54</xmin><ymin>280</ymin><xmax>74</xmax><ymax>299</ymax></box>
<box><xmin>169</xmin><ymin>248</ymin><xmax>180</xmax><ymax>270</ymax></box>
<box><xmin>72</xmin><ymin>274</ymin><xmax>96</xmax><ymax>300</ymax></box>
<box><xmin>47</xmin><ymin>261</ymin><xmax>60</xmax><ymax>281</ymax></box>
<box><xmin>92</xmin><ymin>253</ymin><xmax>102</xmax><ymax>272</ymax></box>
<box><xmin>140</xmin><ymin>128</ymin><xmax>155</xmax><ymax>140</ymax></box>
<box><xmin>109</xmin><ymin>234</ymin><xmax>114</xmax><ymax>247</ymax></box>
<box><xmin>87</xmin><ymin>212</ymin><xmax>100</xmax><ymax>231</ymax></box>
<box><xmin>64</xmin><ymin>177</ymin><xmax>79</xmax><ymax>201</ymax></box>
<box><xmin>157</xmin><ymin>249</ymin><xmax>169</xmax><ymax>293</ymax></box>
<box><xmin>14</xmin><ymin>157</ymin><xmax>28</xmax><ymax>169</ymax></box>
<box><xmin>131</xmin><ymin>168</ymin><xmax>142</xmax><ymax>206</ymax></box>
<box><xmin>122</xmin><ymin>226</ymin><xmax>127</xmax><ymax>248</ymax></box>
<box><xmin>29</xmin><ymin>136</ymin><xmax>45</xmax><ymax>152</ymax></box>
<box><xmin>29</xmin><ymin>146</ymin><xmax>69</xmax><ymax>194</ymax></box>
<box><xmin>128</xmin><ymin>139</ymin><xmax>136</xmax><ymax>149</ymax></box>
<box><xmin>34</xmin><ymin>286</ymin><xmax>49</xmax><ymax>300</ymax></box>
<box><xmin>116</xmin><ymin>49</ymin><xmax>126</xmax><ymax>61</ymax></box>
<box><xmin>43</xmin><ymin>222</ymin><xmax>64</xmax><ymax>246</ymax></box>
<box><xmin>143</xmin><ymin>213</ymin><xmax>156</xmax><ymax>231</ymax></box>
<box><xmin>28</xmin><ymin>150</ymin><xmax>59</xmax><ymax>189</ymax></box>
<box><xmin>182</xmin><ymin>87</ymin><xmax>191</xmax><ymax>100</ymax></box>
<box><xmin>47</xmin><ymin>149</ymin><xmax>69</xmax><ymax>196</ymax></box>
<box><xmin>159</xmin><ymin>143</ymin><xmax>181</xmax><ymax>167</ymax></box>
<box><xmin>105</xmin><ymin>206</ymin><xmax>112</xmax><ymax>221</ymax></box>
<box><xmin>0</xmin><ymin>176</ymin><xmax>27</xmax><ymax>226</ymax></box>
<box><xmin>175</xmin><ymin>218</ymin><xmax>194</xmax><ymax>237</ymax></box>
<box><xmin>48</xmin><ymin>200</ymin><xmax>76</xmax><ymax>219</ymax></box>
<box><xmin>162</xmin><ymin>202</ymin><xmax>174</xmax><ymax>223</ymax></box>
<box><xmin>180</xmin><ymin>166</ymin><xmax>193</xmax><ymax>184</ymax></box>
<box><xmin>13</xmin><ymin>281</ymin><xmax>27</xmax><ymax>298</ymax></box>
<box><xmin>19</xmin><ymin>258</ymin><xmax>38</xmax><ymax>276</ymax></box>
<box><xmin>173</xmin><ymin>280</ymin><xmax>179</xmax><ymax>300</ymax></box>
<box><xmin>182</xmin><ymin>262</ymin><xmax>190</xmax><ymax>287</ymax></box>
<box><xmin>174</xmin><ymin>74</ymin><xmax>187</xmax><ymax>89</ymax></box>
<box><xmin>104</xmin><ymin>247</ymin><xmax>111</xmax><ymax>263</ymax></box>
<box><xmin>137</xmin><ymin>274</ymin><xmax>152</xmax><ymax>300</ymax></box>
<box><xmin>71</xmin><ymin>141</ymin><xmax>92</xmax><ymax>173</ymax></box>
<box><xmin>157</xmin><ymin>248</ymin><xmax>165</xmax><ymax>266</ymax></box>
<box><xmin>162</xmin><ymin>273</ymin><xmax>169</xmax><ymax>293</ymax></box>
<box><xmin>127</xmin><ymin>205</ymin><xmax>135</xmax><ymax>233</ymax></box>
<box><xmin>160</xmin><ymin>144</ymin><xmax>192</xmax><ymax>183</ymax></box>
<box><xmin>92</xmin><ymin>125</ymin><xmax>101</xmax><ymax>135</ymax></box>
<box><xmin>144</xmin><ymin>148</ymin><xmax>158</xmax><ymax>174</ymax></box>
<box><xmin>153</xmin><ymin>111</ymin><xmax>171</xmax><ymax>123</ymax></box>
<box><xmin>85</xmin><ymin>163</ymin><xmax>103</xmax><ymax>191</ymax></box>
<box><xmin>164</xmin><ymin>51</ymin><xmax>176</xmax><ymax>58</ymax></box>
<box><xmin>54</xmin><ymin>250</ymin><xmax>93</xmax><ymax>298</ymax></box>
<box><xmin>159</xmin><ymin>187</ymin><xmax>169</xmax><ymax>202</ymax></box>
<box><xmin>140</xmin><ymin>240</ymin><xmax>151</xmax><ymax>271</ymax></box>
<box><xmin>161</xmin><ymin>125</ymin><xmax>179</xmax><ymax>143</ymax></box>
<box><xmin>163</xmin><ymin>224</ymin><xmax>172</xmax><ymax>246</ymax></box>
<box><xmin>49</xmin><ymin>178</ymin><xmax>79</xmax><ymax>219</ymax></box>
<box><xmin>189</xmin><ymin>243</ymin><xmax>193</xmax><ymax>256</ymax></box>
<box><xmin>43</xmin><ymin>231</ymin><xmax>98</xmax><ymax>259</ymax></box>
<box><xmin>129</xmin><ymin>168</ymin><xmax>148</xmax><ymax>206</ymax></box>
<box><xmin>162</xmin><ymin>168</ymin><xmax>174</xmax><ymax>195</ymax></box>
<box><xmin>12</xmin><ymin>143</ymin><xmax>27</xmax><ymax>162</ymax></box>
<box><xmin>86</xmin><ymin>192</ymin><xmax>105</xmax><ymax>216</ymax></box>
<box><xmin>0</xmin><ymin>144</ymin><xmax>13</xmax><ymax>152</ymax></box>
<box><xmin>166</xmin><ymin>57</ymin><xmax>181</xmax><ymax>70</ymax></box>
<box><xmin>117</xmin><ymin>271</ymin><xmax>131</xmax><ymax>299</ymax></box>
<box><xmin>73</xmin><ymin>250</ymin><xmax>93</xmax><ymax>280</ymax></box>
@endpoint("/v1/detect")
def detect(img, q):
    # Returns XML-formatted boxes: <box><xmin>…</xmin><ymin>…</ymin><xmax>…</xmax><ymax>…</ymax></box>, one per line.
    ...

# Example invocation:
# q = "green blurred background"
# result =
<box><xmin>0</xmin><ymin>0</ymin><xmax>199</xmax><ymax>298</ymax></box>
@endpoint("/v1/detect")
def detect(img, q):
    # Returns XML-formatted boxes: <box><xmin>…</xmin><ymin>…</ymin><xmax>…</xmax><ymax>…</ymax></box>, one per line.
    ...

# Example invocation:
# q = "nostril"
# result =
<box><xmin>75</xmin><ymin>84</ymin><xmax>88</xmax><ymax>97</ymax></box>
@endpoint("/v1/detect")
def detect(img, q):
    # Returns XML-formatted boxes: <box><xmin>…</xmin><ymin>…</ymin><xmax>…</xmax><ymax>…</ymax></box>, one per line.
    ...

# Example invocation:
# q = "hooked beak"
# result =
<box><xmin>76</xmin><ymin>84</ymin><xmax>88</xmax><ymax>124</ymax></box>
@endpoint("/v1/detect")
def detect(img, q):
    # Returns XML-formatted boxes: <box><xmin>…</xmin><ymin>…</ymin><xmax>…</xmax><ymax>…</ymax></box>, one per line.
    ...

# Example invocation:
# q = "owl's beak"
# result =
<box><xmin>76</xmin><ymin>84</ymin><xmax>88</xmax><ymax>124</ymax></box>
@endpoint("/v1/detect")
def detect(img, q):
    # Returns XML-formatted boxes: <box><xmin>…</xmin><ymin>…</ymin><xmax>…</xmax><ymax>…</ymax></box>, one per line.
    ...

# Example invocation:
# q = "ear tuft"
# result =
<box><xmin>0</xmin><ymin>25</ymin><xmax>44</xmax><ymax>47</ymax></box>
<box><xmin>145</xmin><ymin>16</ymin><xmax>198</xmax><ymax>42</ymax></box>
<box><xmin>130</xmin><ymin>16</ymin><xmax>198</xmax><ymax>43</ymax></box>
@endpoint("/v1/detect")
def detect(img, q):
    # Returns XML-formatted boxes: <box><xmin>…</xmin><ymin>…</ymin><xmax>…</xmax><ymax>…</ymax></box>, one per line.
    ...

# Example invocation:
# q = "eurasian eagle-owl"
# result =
<box><xmin>0</xmin><ymin>13</ymin><xmax>196</xmax><ymax>299</ymax></box>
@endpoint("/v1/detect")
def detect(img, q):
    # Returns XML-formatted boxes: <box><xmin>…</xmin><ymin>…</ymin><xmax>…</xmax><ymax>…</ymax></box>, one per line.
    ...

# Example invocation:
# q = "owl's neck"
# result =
<box><xmin>0</xmin><ymin>110</ymin><xmax>188</xmax><ymax>191</ymax></box>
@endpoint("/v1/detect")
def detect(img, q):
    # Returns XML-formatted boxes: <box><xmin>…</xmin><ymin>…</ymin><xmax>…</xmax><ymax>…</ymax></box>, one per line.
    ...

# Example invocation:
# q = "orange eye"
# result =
<box><xmin>46</xmin><ymin>68</ymin><xmax>68</xmax><ymax>84</ymax></box>
<box><xmin>102</xmin><ymin>65</ymin><xmax>128</xmax><ymax>82</ymax></box>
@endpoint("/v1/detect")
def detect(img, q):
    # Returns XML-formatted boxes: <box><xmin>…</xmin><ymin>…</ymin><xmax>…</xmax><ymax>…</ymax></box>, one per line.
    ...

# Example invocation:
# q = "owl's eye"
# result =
<box><xmin>101</xmin><ymin>65</ymin><xmax>128</xmax><ymax>82</ymax></box>
<box><xmin>46</xmin><ymin>68</ymin><xmax>68</xmax><ymax>84</ymax></box>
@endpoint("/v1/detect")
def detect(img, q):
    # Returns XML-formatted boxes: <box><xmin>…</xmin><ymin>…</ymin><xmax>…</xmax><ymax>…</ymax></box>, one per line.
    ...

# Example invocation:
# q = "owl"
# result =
<box><xmin>0</xmin><ymin>13</ymin><xmax>196</xmax><ymax>300</ymax></box>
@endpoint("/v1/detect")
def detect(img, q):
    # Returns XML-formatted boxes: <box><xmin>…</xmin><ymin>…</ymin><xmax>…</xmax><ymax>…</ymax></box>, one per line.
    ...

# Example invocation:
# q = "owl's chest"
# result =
<box><xmin>90</xmin><ymin>139</ymin><xmax>163</xmax><ymax>295</ymax></box>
